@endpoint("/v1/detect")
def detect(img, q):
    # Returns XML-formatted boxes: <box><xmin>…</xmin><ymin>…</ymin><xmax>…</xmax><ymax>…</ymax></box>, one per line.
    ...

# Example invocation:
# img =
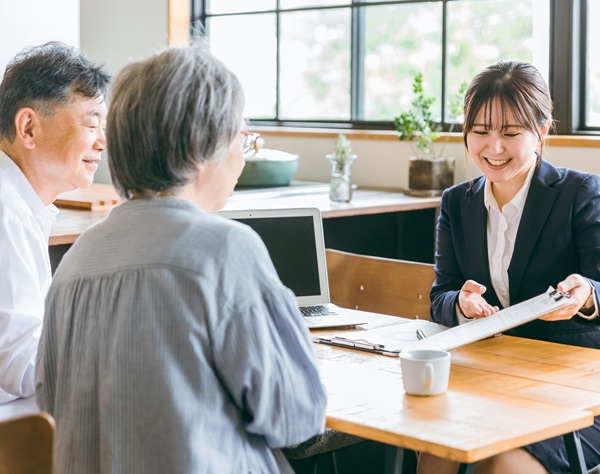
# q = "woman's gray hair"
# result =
<box><xmin>107</xmin><ymin>42</ymin><xmax>245</xmax><ymax>199</ymax></box>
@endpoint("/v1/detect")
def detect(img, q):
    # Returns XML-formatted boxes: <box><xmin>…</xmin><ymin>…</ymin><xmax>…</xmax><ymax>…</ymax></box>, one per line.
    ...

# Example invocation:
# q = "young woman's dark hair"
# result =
<box><xmin>462</xmin><ymin>60</ymin><xmax>554</xmax><ymax>155</ymax></box>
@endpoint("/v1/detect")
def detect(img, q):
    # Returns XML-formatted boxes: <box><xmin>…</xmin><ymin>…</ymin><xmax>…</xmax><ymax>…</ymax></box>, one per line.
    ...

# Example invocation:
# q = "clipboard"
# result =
<box><xmin>409</xmin><ymin>286</ymin><xmax>572</xmax><ymax>352</ymax></box>
<box><xmin>313</xmin><ymin>287</ymin><xmax>572</xmax><ymax>356</ymax></box>
<box><xmin>314</xmin><ymin>320</ymin><xmax>446</xmax><ymax>357</ymax></box>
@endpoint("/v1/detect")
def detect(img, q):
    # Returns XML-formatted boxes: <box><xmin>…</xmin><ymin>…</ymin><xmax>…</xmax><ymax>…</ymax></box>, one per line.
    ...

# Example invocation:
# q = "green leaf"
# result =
<box><xmin>394</xmin><ymin>72</ymin><xmax>467</xmax><ymax>157</ymax></box>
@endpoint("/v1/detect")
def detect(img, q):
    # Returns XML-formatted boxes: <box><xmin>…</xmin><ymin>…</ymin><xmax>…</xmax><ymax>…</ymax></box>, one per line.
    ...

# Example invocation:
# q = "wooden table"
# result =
<box><xmin>3</xmin><ymin>314</ymin><xmax>598</xmax><ymax>473</ymax></box>
<box><xmin>313</xmin><ymin>313</ymin><xmax>600</xmax><ymax>473</ymax></box>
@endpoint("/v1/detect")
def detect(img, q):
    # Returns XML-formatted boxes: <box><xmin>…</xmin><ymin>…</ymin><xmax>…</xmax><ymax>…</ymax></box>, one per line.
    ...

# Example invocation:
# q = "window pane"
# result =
<box><xmin>364</xmin><ymin>3</ymin><xmax>443</xmax><ymax>121</ymax></box>
<box><xmin>447</xmin><ymin>0</ymin><xmax>550</xmax><ymax>121</ymax></box>
<box><xmin>280</xmin><ymin>0</ymin><xmax>348</xmax><ymax>8</ymax></box>
<box><xmin>207</xmin><ymin>0</ymin><xmax>275</xmax><ymax>14</ymax></box>
<box><xmin>587</xmin><ymin>0</ymin><xmax>600</xmax><ymax>127</ymax></box>
<box><xmin>208</xmin><ymin>15</ymin><xmax>277</xmax><ymax>118</ymax></box>
<box><xmin>280</xmin><ymin>9</ymin><xmax>351</xmax><ymax>120</ymax></box>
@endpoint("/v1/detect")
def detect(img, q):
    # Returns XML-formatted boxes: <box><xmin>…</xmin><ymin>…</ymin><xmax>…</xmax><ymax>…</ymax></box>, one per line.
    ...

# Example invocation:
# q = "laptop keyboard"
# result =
<box><xmin>300</xmin><ymin>305</ymin><xmax>339</xmax><ymax>317</ymax></box>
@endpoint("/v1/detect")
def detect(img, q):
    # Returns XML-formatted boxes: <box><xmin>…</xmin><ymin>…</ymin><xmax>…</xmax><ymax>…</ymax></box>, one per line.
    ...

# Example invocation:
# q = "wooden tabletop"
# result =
<box><xmin>2</xmin><ymin>313</ymin><xmax>598</xmax><ymax>466</ymax></box>
<box><xmin>49</xmin><ymin>182</ymin><xmax>440</xmax><ymax>246</ymax></box>
<box><xmin>314</xmin><ymin>313</ymin><xmax>600</xmax><ymax>464</ymax></box>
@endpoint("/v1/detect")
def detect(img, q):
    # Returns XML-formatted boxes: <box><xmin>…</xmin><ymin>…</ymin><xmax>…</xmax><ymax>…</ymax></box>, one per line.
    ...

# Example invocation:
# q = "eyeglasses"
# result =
<box><xmin>241</xmin><ymin>131</ymin><xmax>261</xmax><ymax>157</ymax></box>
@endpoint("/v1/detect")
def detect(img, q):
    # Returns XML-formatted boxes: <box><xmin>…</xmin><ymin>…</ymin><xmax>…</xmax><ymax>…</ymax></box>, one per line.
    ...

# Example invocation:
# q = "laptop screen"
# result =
<box><xmin>233</xmin><ymin>216</ymin><xmax>320</xmax><ymax>297</ymax></box>
<box><xmin>218</xmin><ymin>208</ymin><xmax>329</xmax><ymax>304</ymax></box>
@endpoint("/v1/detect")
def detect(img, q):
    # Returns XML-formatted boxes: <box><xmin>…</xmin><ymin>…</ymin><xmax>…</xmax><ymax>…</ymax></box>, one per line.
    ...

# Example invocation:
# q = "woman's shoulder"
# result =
<box><xmin>179</xmin><ymin>209</ymin><xmax>271</xmax><ymax>265</ymax></box>
<box><xmin>440</xmin><ymin>175</ymin><xmax>485</xmax><ymax>203</ymax></box>
<box><xmin>538</xmin><ymin>159</ymin><xmax>600</xmax><ymax>191</ymax></box>
<box><xmin>74</xmin><ymin>199</ymin><xmax>269</xmax><ymax>273</ymax></box>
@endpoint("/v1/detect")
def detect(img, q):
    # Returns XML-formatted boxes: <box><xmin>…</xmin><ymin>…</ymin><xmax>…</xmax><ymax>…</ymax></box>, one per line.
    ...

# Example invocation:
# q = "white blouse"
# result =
<box><xmin>484</xmin><ymin>160</ymin><xmax>537</xmax><ymax>309</ymax></box>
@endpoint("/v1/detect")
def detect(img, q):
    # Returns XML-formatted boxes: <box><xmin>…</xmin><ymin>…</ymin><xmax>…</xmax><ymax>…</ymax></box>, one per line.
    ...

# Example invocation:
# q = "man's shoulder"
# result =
<box><xmin>0</xmin><ymin>179</ymin><xmax>36</xmax><ymax>227</ymax></box>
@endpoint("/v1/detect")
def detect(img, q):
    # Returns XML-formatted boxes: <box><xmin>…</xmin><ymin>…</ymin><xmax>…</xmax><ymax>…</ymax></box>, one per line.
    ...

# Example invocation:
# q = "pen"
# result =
<box><xmin>330</xmin><ymin>336</ymin><xmax>383</xmax><ymax>350</ymax></box>
<box><xmin>416</xmin><ymin>329</ymin><xmax>427</xmax><ymax>340</ymax></box>
<box><xmin>313</xmin><ymin>336</ymin><xmax>400</xmax><ymax>357</ymax></box>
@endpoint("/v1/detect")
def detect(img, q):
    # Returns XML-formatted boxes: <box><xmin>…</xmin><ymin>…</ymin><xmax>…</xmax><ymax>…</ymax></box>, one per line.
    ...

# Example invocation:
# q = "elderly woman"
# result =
<box><xmin>35</xmin><ymin>44</ymin><xmax>326</xmax><ymax>474</ymax></box>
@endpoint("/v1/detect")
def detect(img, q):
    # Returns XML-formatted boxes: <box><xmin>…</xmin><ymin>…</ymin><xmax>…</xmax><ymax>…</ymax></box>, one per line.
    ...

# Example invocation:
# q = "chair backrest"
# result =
<box><xmin>0</xmin><ymin>412</ymin><xmax>55</xmax><ymax>474</ymax></box>
<box><xmin>326</xmin><ymin>249</ymin><xmax>436</xmax><ymax>320</ymax></box>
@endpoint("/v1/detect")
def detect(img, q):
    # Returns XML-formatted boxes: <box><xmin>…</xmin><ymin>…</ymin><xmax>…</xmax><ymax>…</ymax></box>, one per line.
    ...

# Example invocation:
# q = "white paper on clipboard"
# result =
<box><xmin>404</xmin><ymin>286</ymin><xmax>572</xmax><ymax>352</ymax></box>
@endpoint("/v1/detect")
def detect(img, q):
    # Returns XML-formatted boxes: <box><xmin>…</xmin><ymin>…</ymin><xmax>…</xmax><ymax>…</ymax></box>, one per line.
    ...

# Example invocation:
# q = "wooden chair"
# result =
<box><xmin>326</xmin><ymin>248</ymin><xmax>436</xmax><ymax>320</ymax></box>
<box><xmin>0</xmin><ymin>412</ymin><xmax>55</xmax><ymax>474</ymax></box>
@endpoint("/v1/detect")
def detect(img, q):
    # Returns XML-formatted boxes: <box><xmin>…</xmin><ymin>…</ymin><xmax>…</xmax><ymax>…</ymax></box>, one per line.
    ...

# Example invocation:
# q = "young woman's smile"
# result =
<box><xmin>466</xmin><ymin>101</ymin><xmax>549</xmax><ymax>200</ymax></box>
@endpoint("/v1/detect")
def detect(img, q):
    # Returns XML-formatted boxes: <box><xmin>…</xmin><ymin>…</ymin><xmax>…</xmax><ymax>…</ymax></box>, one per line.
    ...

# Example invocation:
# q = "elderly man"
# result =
<box><xmin>0</xmin><ymin>42</ymin><xmax>110</xmax><ymax>403</ymax></box>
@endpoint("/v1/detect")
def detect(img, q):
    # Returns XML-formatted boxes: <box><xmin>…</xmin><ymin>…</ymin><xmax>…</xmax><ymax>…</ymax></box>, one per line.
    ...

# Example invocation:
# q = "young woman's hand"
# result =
<box><xmin>538</xmin><ymin>274</ymin><xmax>593</xmax><ymax>321</ymax></box>
<box><xmin>458</xmin><ymin>280</ymin><xmax>500</xmax><ymax>319</ymax></box>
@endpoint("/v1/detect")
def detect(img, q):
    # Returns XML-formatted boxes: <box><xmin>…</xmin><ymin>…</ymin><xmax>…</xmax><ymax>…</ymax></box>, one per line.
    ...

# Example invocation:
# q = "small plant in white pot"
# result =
<box><xmin>326</xmin><ymin>134</ymin><xmax>357</xmax><ymax>202</ymax></box>
<box><xmin>394</xmin><ymin>73</ymin><xmax>467</xmax><ymax>196</ymax></box>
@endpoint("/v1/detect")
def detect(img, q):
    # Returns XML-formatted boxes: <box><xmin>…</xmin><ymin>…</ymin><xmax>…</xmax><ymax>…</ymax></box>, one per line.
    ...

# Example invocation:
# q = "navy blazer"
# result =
<box><xmin>430</xmin><ymin>159</ymin><xmax>600</xmax><ymax>348</ymax></box>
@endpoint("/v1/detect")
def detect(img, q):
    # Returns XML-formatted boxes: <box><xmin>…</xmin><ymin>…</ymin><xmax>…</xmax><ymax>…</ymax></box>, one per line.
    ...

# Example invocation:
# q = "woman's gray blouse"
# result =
<box><xmin>36</xmin><ymin>198</ymin><xmax>327</xmax><ymax>474</ymax></box>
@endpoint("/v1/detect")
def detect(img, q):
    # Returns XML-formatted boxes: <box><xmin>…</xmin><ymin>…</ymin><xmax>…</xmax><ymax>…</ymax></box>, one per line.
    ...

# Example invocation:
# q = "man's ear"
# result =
<box><xmin>14</xmin><ymin>108</ymin><xmax>39</xmax><ymax>150</ymax></box>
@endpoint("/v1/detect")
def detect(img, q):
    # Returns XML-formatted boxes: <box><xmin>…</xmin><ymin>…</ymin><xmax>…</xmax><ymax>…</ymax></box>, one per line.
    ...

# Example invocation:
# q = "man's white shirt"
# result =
<box><xmin>0</xmin><ymin>150</ymin><xmax>58</xmax><ymax>403</ymax></box>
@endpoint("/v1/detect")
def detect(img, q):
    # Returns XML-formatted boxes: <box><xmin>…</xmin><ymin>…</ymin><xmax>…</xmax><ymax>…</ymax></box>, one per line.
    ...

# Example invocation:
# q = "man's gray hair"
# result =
<box><xmin>107</xmin><ymin>43</ymin><xmax>245</xmax><ymax>199</ymax></box>
<box><xmin>0</xmin><ymin>41</ymin><xmax>110</xmax><ymax>142</ymax></box>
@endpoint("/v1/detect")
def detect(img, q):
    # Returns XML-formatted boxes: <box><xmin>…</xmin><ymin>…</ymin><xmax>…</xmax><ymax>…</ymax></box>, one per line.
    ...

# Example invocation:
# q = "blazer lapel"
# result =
<box><xmin>460</xmin><ymin>178</ymin><xmax>495</xmax><ymax>297</ymax></box>
<box><xmin>508</xmin><ymin>160</ymin><xmax>560</xmax><ymax>303</ymax></box>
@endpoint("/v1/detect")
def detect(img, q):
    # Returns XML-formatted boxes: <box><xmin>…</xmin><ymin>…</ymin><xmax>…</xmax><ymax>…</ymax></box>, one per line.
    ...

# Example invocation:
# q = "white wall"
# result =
<box><xmin>4</xmin><ymin>1</ymin><xmax>595</xmax><ymax>188</ymax></box>
<box><xmin>80</xmin><ymin>0</ymin><xmax>169</xmax><ymax>183</ymax></box>
<box><xmin>0</xmin><ymin>0</ymin><xmax>80</xmax><ymax>77</ymax></box>
<box><xmin>80</xmin><ymin>0</ymin><xmax>167</xmax><ymax>75</ymax></box>
<box><xmin>259</xmin><ymin>134</ymin><xmax>600</xmax><ymax>190</ymax></box>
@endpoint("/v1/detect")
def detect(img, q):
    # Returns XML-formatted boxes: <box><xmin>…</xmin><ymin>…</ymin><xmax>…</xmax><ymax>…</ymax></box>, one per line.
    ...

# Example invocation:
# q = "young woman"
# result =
<box><xmin>426</xmin><ymin>60</ymin><xmax>600</xmax><ymax>473</ymax></box>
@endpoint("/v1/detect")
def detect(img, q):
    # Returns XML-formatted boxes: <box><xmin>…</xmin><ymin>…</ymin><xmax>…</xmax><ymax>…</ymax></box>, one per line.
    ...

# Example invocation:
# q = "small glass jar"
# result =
<box><xmin>326</xmin><ymin>153</ymin><xmax>357</xmax><ymax>203</ymax></box>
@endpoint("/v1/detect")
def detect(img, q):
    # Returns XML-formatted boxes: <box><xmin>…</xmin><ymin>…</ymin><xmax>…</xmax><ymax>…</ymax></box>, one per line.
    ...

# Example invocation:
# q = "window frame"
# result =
<box><xmin>191</xmin><ymin>0</ymin><xmax>599</xmax><ymax>135</ymax></box>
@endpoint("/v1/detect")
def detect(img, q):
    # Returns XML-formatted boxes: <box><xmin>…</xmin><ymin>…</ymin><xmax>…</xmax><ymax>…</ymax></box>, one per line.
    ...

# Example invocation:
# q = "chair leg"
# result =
<box><xmin>306</xmin><ymin>452</ymin><xmax>340</xmax><ymax>474</ymax></box>
<box><xmin>402</xmin><ymin>449</ymin><xmax>418</xmax><ymax>473</ymax></box>
<box><xmin>563</xmin><ymin>431</ymin><xmax>587</xmax><ymax>474</ymax></box>
<box><xmin>308</xmin><ymin>454</ymin><xmax>321</xmax><ymax>474</ymax></box>
<box><xmin>328</xmin><ymin>451</ymin><xmax>339</xmax><ymax>474</ymax></box>
<box><xmin>458</xmin><ymin>463</ymin><xmax>476</xmax><ymax>474</ymax></box>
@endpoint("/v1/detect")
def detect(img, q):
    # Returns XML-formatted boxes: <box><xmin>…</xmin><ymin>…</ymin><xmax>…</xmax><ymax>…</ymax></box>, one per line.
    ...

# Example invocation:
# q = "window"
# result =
<box><xmin>192</xmin><ymin>0</ymin><xmax>594</xmax><ymax>134</ymax></box>
<box><xmin>585</xmin><ymin>0</ymin><xmax>600</xmax><ymax>128</ymax></box>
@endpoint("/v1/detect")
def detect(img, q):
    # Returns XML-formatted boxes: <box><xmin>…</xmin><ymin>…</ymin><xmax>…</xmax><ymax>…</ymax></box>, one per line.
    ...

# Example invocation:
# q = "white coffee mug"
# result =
<box><xmin>400</xmin><ymin>349</ymin><xmax>451</xmax><ymax>396</ymax></box>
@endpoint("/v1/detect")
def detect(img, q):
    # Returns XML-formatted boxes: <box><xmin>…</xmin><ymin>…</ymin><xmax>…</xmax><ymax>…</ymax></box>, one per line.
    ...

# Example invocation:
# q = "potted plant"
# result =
<box><xmin>326</xmin><ymin>134</ymin><xmax>357</xmax><ymax>202</ymax></box>
<box><xmin>395</xmin><ymin>73</ymin><xmax>467</xmax><ymax>196</ymax></box>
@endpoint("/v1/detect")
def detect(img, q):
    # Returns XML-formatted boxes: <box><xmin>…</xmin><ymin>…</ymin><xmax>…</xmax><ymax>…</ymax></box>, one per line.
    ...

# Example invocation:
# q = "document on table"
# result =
<box><xmin>313</xmin><ymin>287</ymin><xmax>572</xmax><ymax>355</ymax></box>
<box><xmin>406</xmin><ymin>286</ymin><xmax>572</xmax><ymax>352</ymax></box>
<box><xmin>314</xmin><ymin>319</ymin><xmax>447</xmax><ymax>356</ymax></box>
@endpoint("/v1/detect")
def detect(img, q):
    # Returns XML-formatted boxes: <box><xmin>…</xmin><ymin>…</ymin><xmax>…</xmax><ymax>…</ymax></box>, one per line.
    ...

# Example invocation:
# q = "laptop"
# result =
<box><xmin>218</xmin><ymin>207</ymin><xmax>367</xmax><ymax>330</ymax></box>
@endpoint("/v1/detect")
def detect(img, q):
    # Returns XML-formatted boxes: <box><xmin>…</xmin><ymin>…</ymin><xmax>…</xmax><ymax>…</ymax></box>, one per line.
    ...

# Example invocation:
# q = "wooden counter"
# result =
<box><xmin>50</xmin><ymin>182</ymin><xmax>440</xmax><ymax>246</ymax></box>
<box><xmin>49</xmin><ymin>182</ymin><xmax>441</xmax><ymax>270</ymax></box>
<box><xmin>225</xmin><ymin>183</ymin><xmax>440</xmax><ymax>219</ymax></box>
